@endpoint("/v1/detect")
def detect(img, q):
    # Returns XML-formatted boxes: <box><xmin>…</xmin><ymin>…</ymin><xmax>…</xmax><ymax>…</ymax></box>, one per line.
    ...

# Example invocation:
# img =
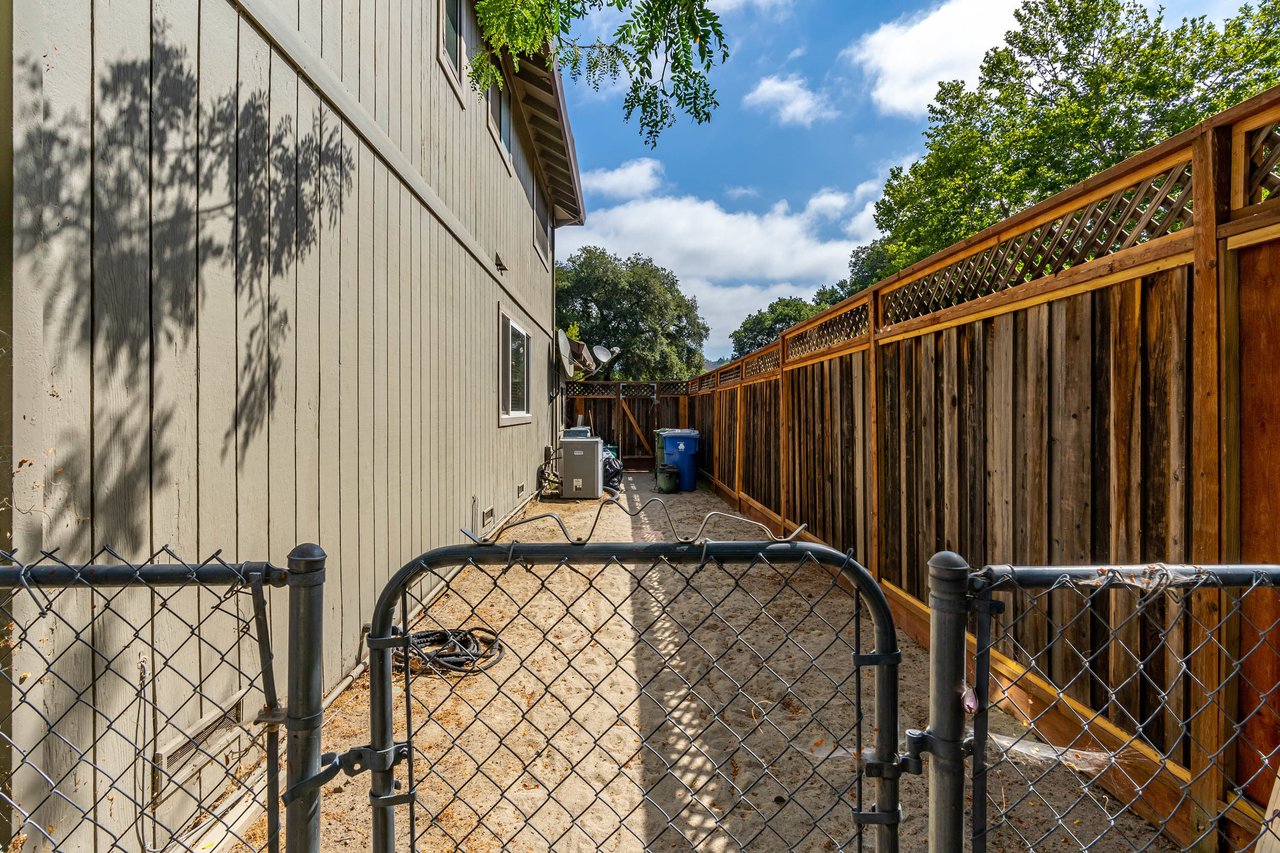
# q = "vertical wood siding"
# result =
<box><xmin>6</xmin><ymin>0</ymin><xmax>561</xmax><ymax>840</ymax></box>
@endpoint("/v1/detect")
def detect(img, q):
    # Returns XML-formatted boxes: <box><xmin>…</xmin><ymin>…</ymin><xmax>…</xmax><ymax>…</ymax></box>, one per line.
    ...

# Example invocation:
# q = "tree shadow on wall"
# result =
<box><xmin>11</xmin><ymin>27</ymin><xmax>355</xmax><ymax>551</ymax></box>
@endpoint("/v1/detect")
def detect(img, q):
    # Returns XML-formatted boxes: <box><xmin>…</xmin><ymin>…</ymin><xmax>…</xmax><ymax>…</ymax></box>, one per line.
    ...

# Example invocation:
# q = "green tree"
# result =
<box><xmin>730</xmin><ymin>297</ymin><xmax>820</xmax><ymax>359</ymax></box>
<box><xmin>876</xmin><ymin>0</ymin><xmax>1280</xmax><ymax>267</ymax></box>
<box><xmin>557</xmin><ymin>247</ymin><xmax>709</xmax><ymax>380</ymax></box>
<box><xmin>470</xmin><ymin>1</ymin><xmax>729</xmax><ymax>146</ymax></box>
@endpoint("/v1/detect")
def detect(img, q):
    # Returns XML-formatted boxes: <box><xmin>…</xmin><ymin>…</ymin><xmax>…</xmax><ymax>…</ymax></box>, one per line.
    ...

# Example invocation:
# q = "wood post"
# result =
<box><xmin>1188</xmin><ymin>125</ymin><xmax>1231</xmax><ymax>852</ymax></box>
<box><xmin>868</xmin><ymin>289</ymin><xmax>881</xmax><ymax>579</ymax></box>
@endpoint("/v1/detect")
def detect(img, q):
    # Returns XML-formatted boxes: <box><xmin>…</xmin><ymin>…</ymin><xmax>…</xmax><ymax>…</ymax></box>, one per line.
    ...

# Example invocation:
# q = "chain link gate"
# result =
<box><xmin>343</xmin><ymin>539</ymin><xmax>905</xmax><ymax>852</ymax></box>
<box><xmin>965</xmin><ymin>561</ymin><xmax>1280</xmax><ymax>852</ymax></box>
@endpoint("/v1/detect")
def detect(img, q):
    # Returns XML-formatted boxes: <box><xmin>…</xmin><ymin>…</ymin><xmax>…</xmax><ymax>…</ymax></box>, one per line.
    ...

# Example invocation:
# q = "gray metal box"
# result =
<box><xmin>561</xmin><ymin>437</ymin><xmax>603</xmax><ymax>499</ymax></box>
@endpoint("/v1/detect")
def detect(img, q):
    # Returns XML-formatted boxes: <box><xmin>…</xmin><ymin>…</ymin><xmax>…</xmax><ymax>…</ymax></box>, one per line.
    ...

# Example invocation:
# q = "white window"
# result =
<box><xmin>489</xmin><ymin>84</ymin><xmax>512</xmax><ymax>152</ymax></box>
<box><xmin>501</xmin><ymin>312</ymin><xmax>531</xmax><ymax>424</ymax></box>
<box><xmin>443</xmin><ymin>0</ymin><xmax>463</xmax><ymax>79</ymax></box>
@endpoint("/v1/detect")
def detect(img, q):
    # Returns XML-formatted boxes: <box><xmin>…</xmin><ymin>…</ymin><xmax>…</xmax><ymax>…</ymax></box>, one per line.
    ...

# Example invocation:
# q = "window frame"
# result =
<box><xmin>487</xmin><ymin>83</ymin><xmax>515</xmax><ymax>174</ymax></box>
<box><xmin>532</xmin><ymin>179</ymin><xmax>554</xmax><ymax>268</ymax></box>
<box><xmin>499</xmin><ymin>309</ymin><xmax>533</xmax><ymax>426</ymax></box>
<box><xmin>437</xmin><ymin>0</ymin><xmax>467</xmax><ymax>108</ymax></box>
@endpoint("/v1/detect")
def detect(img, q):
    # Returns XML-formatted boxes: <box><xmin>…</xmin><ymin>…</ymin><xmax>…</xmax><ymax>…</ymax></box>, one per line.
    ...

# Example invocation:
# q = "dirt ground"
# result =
<box><xmin>276</xmin><ymin>473</ymin><xmax>1172</xmax><ymax>852</ymax></box>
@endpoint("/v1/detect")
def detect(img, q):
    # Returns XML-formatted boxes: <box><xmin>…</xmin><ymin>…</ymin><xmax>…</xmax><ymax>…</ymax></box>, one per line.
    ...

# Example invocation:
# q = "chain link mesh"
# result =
<box><xmin>0</xmin><ymin>548</ymin><xmax>284</xmax><ymax>852</ymax></box>
<box><xmin>382</xmin><ymin>548</ymin><xmax>889</xmax><ymax>852</ymax></box>
<box><xmin>972</xmin><ymin>566</ymin><xmax>1280</xmax><ymax>851</ymax></box>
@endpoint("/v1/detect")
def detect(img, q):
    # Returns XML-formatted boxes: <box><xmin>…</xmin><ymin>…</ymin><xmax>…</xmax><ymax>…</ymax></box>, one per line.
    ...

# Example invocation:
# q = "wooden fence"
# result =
<box><xmin>563</xmin><ymin>381</ymin><xmax>690</xmax><ymax>468</ymax></box>
<box><xmin>565</xmin><ymin>85</ymin><xmax>1280</xmax><ymax>850</ymax></box>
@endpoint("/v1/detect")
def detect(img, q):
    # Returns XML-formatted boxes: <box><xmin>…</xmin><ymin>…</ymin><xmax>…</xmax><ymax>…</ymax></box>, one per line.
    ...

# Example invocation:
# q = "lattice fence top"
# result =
<box><xmin>881</xmin><ymin>160</ymin><xmax>1194</xmax><ymax>327</ymax></box>
<box><xmin>743</xmin><ymin>347</ymin><xmax>781</xmax><ymax>379</ymax></box>
<box><xmin>622</xmin><ymin>382</ymin><xmax>657</xmax><ymax>398</ymax></box>
<box><xmin>656</xmin><ymin>381</ymin><xmax>688</xmax><ymax>396</ymax></box>
<box><xmin>565</xmin><ymin>380</ymin><xmax>613</xmax><ymax>397</ymax></box>
<box><xmin>1247</xmin><ymin>121</ymin><xmax>1280</xmax><ymax>206</ymax></box>
<box><xmin>786</xmin><ymin>302</ymin><xmax>870</xmax><ymax>362</ymax></box>
<box><xmin>695</xmin><ymin>373</ymin><xmax>717</xmax><ymax>392</ymax></box>
<box><xmin>719</xmin><ymin>364</ymin><xmax>742</xmax><ymax>384</ymax></box>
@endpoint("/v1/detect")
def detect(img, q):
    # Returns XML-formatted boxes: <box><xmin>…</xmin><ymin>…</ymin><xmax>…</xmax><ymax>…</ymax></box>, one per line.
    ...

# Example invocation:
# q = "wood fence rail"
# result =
<box><xmin>566</xmin><ymin>84</ymin><xmax>1280</xmax><ymax>851</ymax></box>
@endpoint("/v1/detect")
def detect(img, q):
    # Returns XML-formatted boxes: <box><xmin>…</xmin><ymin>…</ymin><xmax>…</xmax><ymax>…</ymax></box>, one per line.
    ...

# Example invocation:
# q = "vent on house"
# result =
<box><xmin>517</xmin><ymin>482</ymin><xmax>525</xmax><ymax>498</ymax></box>
<box><xmin>482</xmin><ymin>506</ymin><xmax>495</xmax><ymax>528</ymax></box>
<box><xmin>151</xmin><ymin>689</ymin><xmax>248</xmax><ymax>800</ymax></box>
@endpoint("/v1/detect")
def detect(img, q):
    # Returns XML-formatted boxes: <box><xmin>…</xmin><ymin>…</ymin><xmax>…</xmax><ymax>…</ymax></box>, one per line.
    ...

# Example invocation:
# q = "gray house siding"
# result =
<box><xmin>4</xmin><ymin>0</ymin><xmax>570</xmax><ymax>844</ymax></box>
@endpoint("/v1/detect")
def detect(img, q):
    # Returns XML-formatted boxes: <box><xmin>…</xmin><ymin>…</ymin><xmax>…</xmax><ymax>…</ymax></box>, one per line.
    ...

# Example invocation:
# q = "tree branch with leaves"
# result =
<box><xmin>470</xmin><ymin>0</ymin><xmax>730</xmax><ymax>146</ymax></box>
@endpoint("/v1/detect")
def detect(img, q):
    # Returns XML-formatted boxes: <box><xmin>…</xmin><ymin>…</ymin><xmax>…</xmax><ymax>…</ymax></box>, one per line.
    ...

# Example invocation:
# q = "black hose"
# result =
<box><xmin>396</xmin><ymin>627</ymin><xmax>504</xmax><ymax>676</ymax></box>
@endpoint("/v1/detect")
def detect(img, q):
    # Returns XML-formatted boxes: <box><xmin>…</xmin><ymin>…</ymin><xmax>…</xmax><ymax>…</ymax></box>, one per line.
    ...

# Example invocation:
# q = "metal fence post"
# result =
<box><xmin>927</xmin><ymin>550</ymin><xmax>970</xmax><ymax>852</ymax></box>
<box><xmin>286</xmin><ymin>543</ymin><xmax>326</xmax><ymax>853</ymax></box>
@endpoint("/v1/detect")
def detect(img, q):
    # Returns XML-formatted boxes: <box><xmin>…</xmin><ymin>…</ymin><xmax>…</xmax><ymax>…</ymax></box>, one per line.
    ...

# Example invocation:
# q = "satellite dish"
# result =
<box><xmin>556</xmin><ymin>330</ymin><xmax>575</xmax><ymax>379</ymax></box>
<box><xmin>591</xmin><ymin>345</ymin><xmax>615</xmax><ymax>366</ymax></box>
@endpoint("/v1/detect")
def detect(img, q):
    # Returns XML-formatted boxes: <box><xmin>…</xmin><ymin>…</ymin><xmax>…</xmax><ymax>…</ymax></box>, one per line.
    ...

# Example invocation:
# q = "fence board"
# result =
<box><xmin>1238</xmin><ymin>238</ymin><xmax>1280</xmax><ymax>807</ymax></box>
<box><xmin>917</xmin><ymin>337</ymin><xmax>939</xmax><ymax>595</ymax></box>
<box><xmin>1049</xmin><ymin>294</ymin><xmax>1093</xmax><ymax>703</ymax></box>
<box><xmin>899</xmin><ymin>339</ymin><xmax>918</xmax><ymax>597</ymax></box>
<box><xmin>1144</xmin><ymin>266</ymin><xmax>1191</xmax><ymax>758</ymax></box>
<box><xmin>986</xmin><ymin>314</ymin><xmax>1015</xmax><ymax>656</ymax></box>
<box><xmin>1013</xmin><ymin>306</ymin><xmax>1050</xmax><ymax>670</ymax></box>
<box><xmin>877</xmin><ymin>345</ymin><xmax>902</xmax><ymax>588</ymax></box>
<box><xmin>1108</xmin><ymin>279</ymin><xmax>1144</xmax><ymax>726</ymax></box>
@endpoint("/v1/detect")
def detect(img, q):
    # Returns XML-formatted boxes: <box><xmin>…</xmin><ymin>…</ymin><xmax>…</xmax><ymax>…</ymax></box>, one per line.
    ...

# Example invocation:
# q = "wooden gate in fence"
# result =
<box><xmin>564</xmin><ymin>87</ymin><xmax>1280</xmax><ymax>850</ymax></box>
<box><xmin>563</xmin><ymin>381</ymin><xmax>689</xmax><ymax>470</ymax></box>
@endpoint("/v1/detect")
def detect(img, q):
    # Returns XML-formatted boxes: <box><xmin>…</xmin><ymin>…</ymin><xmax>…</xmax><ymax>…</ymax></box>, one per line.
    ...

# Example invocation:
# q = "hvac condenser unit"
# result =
<box><xmin>561</xmin><ymin>437</ymin><xmax>604</xmax><ymax>499</ymax></box>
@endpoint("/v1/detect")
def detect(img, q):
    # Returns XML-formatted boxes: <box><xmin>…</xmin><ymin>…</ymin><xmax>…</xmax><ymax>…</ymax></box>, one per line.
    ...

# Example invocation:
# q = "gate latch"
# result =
<box><xmin>282</xmin><ymin>741</ymin><xmax>410</xmax><ymax>805</ymax></box>
<box><xmin>863</xmin><ymin>729</ymin><xmax>934</xmax><ymax>779</ymax></box>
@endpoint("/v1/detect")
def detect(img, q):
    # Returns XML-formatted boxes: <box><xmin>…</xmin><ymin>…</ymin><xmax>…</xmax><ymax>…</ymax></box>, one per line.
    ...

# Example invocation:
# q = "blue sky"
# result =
<box><xmin>555</xmin><ymin>0</ymin><xmax>1238</xmax><ymax>359</ymax></box>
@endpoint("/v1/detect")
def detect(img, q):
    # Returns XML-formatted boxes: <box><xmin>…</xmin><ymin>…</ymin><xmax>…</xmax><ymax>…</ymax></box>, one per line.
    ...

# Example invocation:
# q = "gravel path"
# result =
<box><xmin>245</xmin><ymin>473</ymin><xmax>1171</xmax><ymax>852</ymax></box>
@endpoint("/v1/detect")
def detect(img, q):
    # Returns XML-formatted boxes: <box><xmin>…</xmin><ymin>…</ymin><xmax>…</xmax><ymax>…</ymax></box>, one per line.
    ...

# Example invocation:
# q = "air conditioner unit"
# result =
<box><xmin>561</xmin><ymin>437</ymin><xmax>603</xmax><ymax>499</ymax></box>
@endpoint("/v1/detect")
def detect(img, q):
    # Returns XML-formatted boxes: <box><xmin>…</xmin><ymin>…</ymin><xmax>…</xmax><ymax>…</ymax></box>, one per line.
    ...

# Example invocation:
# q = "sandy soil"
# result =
<box><xmin>280</xmin><ymin>473</ymin><xmax>1172</xmax><ymax>852</ymax></box>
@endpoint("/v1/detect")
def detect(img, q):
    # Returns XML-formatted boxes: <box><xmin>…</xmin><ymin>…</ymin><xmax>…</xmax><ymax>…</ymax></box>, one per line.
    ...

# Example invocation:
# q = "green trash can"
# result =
<box><xmin>656</xmin><ymin>463</ymin><xmax>680</xmax><ymax>494</ymax></box>
<box><xmin>654</xmin><ymin>428</ymin><xmax>673</xmax><ymax>466</ymax></box>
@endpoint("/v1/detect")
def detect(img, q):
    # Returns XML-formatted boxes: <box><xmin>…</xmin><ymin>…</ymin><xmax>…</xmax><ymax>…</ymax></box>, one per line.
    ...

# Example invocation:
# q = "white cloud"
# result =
<box><xmin>725</xmin><ymin>186</ymin><xmax>759</xmax><ymax>199</ymax></box>
<box><xmin>683</xmin><ymin>279</ymin><xmax>816</xmax><ymax>354</ymax></box>
<box><xmin>785</xmin><ymin>46</ymin><xmax>807</xmax><ymax>63</ymax></box>
<box><xmin>561</xmin><ymin>192</ymin><xmax>856</xmax><ymax>283</ymax></box>
<box><xmin>581</xmin><ymin>158</ymin><xmax>665</xmax><ymax>199</ymax></box>
<box><xmin>559</xmin><ymin>186</ymin><xmax>885</xmax><ymax>357</ymax></box>
<box><xmin>843</xmin><ymin>178</ymin><xmax>885</xmax><ymax>244</ymax></box>
<box><xmin>743</xmin><ymin>74</ymin><xmax>838</xmax><ymax>127</ymax></box>
<box><xmin>844</xmin><ymin>0</ymin><xmax>1020</xmax><ymax>118</ymax></box>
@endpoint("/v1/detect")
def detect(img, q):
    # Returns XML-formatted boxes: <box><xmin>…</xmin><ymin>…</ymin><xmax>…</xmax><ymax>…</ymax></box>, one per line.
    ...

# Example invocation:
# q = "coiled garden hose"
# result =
<box><xmin>395</xmin><ymin>627</ymin><xmax>504</xmax><ymax>676</ymax></box>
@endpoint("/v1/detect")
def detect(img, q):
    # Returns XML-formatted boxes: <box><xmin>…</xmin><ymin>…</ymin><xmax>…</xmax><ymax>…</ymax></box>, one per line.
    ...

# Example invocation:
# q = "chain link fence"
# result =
<box><xmin>353</xmin><ymin>540</ymin><xmax>905</xmax><ymax>853</ymax></box>
<box><xmin>968</xmin><ymin>562</ymin><xmax>1280</xmax><ymax>852</ymax></box>
<box><xmin>0</xmin><ymin>547</ymin><xmax>290</xmax><ymax>853</ymax></box>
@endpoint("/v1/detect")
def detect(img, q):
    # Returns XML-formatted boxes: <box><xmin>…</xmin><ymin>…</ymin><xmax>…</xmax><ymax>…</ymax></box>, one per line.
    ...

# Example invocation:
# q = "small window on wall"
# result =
<box><xmin>501</xmin><ymin>312</ymin><xmax>531</xmax><ymax>424</ymax></box>
<box><xmin>534</xmin><ymin>182</ymin><xmax>553</xmax><ymax>261</ymax></box>
<box><xmin>443</xmin><ymin>0</ymin><xmax>463</xmax><ymax>78</ymax></box>
<box><xmin>489</xmin><ymin>84</ymin><xmax>512</xmax><ymax>152</ymax></box>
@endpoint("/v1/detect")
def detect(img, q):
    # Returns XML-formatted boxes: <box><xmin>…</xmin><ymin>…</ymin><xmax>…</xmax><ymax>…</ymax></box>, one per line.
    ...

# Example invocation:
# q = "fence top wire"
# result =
<box><xmin>970</xmin><ymin>559</ymin><xmax>1280</xmax><ymax>852</ymax></box>
<box><xmin>974</xmin><ymin>561</ymin><xmax>1280</xmax><ymax>590</ymax></box>
<box><xmin>372</xmin><ymin>540</ymin><xmax>888</xmax><ymax>638</ymax></box>
<box><xmin>0</xmin><ymin>545</ymin><xmax>288</xmax><ymax>587</ymax></box>
<box><xmin>463</xmin><ymin>497</ymin><xmax>809</xmax><ymax>546</ymax></box>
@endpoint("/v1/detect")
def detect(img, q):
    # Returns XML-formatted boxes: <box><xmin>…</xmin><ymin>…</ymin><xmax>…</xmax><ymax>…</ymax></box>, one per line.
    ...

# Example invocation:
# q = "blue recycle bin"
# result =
<box><xmin>662</xmin><ymin>429</ymin><xmax>700</xmax><ymax>492</ymax></box>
